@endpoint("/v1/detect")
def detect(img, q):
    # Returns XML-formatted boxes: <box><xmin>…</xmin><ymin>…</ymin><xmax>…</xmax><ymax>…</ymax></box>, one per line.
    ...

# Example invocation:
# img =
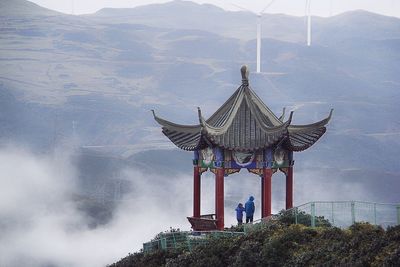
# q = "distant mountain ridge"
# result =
<box><xmin>88</xmin><ymin>1</ymin><xmax>400</xmax><ymax>43</ymax></box>
<box><xmin>0</xmin><ymin>0</ymin><xmax>60</xmax><ymax>16</ymax></box>
<box><xmin>95</xmin><ymin>0</ymin><xmax>226</xmax><ymax>16</ymax></box>
<box><xmin>0</xmin><ymin>0</ymin><xmax>399</xmax><ymax>205</ymax></box>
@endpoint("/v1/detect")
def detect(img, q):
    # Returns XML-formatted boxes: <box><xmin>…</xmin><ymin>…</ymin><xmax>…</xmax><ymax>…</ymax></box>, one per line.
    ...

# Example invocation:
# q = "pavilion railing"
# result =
<box><xmin>244</xmin><ymin>201</ymin><xmax>400</xmax><ymax>231</ymax></box>
<box><xmin>143</xmin><ymin>231</ymin><xmax>244</xmax><ymax>253</ymax></box>
<box><xmin>144</xmin><ymin>201</ymin><xmax>399</xmax><ymax>252</ymax></box>
<box><xmin>290</xmin><ymin>201</ymin><xmax>399</xmax><ymax>228</ymax></box>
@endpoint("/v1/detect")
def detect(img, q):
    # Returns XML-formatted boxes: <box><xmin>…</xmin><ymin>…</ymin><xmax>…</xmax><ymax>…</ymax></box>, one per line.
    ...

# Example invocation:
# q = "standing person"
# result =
<box><xmin>245</xmin><ymin>196</ymin><xmax>255</xmax><ymax>223</ymax></box>
<box><xmin>235</xmin><ymin>203</ymin><xmax>245</xmax><ymax>225</ymax></box>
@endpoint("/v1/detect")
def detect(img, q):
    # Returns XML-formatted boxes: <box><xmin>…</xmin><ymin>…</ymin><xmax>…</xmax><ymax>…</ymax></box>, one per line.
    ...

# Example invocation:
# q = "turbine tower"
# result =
<box><xmin>306</xmin><ymin>0</ymin><xmax>312</xmax><ymax>46</ymax></box>
<box><xmin>71</xmin><ymin>0</ymin><xmax>75</xmax><ymax>15</ymax></box>
<box><xmin>233</xmin><ymin>0</ymin><xmax>276</xmax><ymax>73</ymax></box>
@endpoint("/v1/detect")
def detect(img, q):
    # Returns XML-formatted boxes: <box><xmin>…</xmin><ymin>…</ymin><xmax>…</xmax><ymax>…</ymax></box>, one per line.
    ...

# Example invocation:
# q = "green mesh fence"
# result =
<box><xmin>242</xmin><ymin>201</ymin><xmax>400</xmax><ymax>233</ymax></box>
<box><xmin>144</xmin><ymin>202</ymin><xmax>399</xmax><ymax>252</ymax></box>
<box><xmin>284</xmin><ymin>201</ymin><xmax>400</xmax><ymax>228</ymax></box>
<box><xmin>143</xmin><ymin>231</ymin><xmax>244</xmax><ymax>253</ymax></box>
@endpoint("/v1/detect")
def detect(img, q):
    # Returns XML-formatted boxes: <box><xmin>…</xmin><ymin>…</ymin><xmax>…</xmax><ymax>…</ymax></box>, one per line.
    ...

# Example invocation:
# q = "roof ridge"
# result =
<box><xmin>199</xmin><ymin>87</ymin><xmax>246</xmax><ymax>134</ymax></box>
<box><xmin>246</xmin><ymin>85</ymin><xmax>283</xmax><ymax>126</ymax></box>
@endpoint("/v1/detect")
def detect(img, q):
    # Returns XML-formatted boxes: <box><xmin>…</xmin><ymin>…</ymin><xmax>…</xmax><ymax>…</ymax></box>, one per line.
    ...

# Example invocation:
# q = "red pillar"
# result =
<box><xmin>215</xmin><ymin>168</ymin><xmax>225</xmax><ymax>230</ymax></box>
<box><xmin>261</xmin><ymin>175</ymin><xmax>264</xmax><ymax>218</ymax></box>
<box><xmin>262</xmin><ymin>168</ymin><xmax>272</xmax><ymax>218</ymax></box>
<box><xmin>286</xmin><ymin>166</ymin><xmax>293</xmax><ymax>210</ymax></box>
<box><xmin>193</xmin><ymin>166</ymin><xmax>201</xmax><ymax>218</ymax></box>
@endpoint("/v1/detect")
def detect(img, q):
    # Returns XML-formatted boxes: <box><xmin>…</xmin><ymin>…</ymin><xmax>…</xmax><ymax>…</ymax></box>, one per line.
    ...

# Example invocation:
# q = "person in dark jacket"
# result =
<box><xmin>245</xmin><ymin>196</ymin><xmax>255</xmax><ymax>223</ymax></box>
<box><xmin>235</xmin><ymin>203</ymin><xmax>245</xmax><ymax>225</ymax></box>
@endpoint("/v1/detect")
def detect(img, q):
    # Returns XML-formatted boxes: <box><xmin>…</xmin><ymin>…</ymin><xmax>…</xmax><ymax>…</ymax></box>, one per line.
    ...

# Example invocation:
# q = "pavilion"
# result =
<box><xmin>152</xmin><ymin>65</ymin><xmax>332</xmax><ymax>230</ymax></box>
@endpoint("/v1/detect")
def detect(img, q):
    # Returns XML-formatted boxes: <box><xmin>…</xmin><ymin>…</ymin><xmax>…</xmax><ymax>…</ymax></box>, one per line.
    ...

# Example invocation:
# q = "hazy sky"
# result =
<box><xmin>29</xmin><ymin>0</ymin><xmax>400</xmax><ymax>17</ymax></box>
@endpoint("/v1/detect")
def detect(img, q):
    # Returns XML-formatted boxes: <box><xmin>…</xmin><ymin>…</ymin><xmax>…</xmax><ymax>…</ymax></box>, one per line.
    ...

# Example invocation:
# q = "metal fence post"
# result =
<box><xmin>295</xmin><ymin>207</ymin><xmax>298</xmax><ymax>225</ymax></box>
<box><xmin>311</xmin><ymin>202</ymin><xmax>316</xmax><ymax>227</ymax></box>
<box><xmin>374</xmin><ymin>203</ymin><xmax>377</xmax><ymax>225</ymax></box>
<box><xmin>172</xmin><ymin>232</ymin><xmax>177</xmax><ymax>249</ymax></box>
<box><xmin>397</xmin><ymin>205</ymin><xmax>400</xmax><ymax>225</ymax></box>
<box><xmin>161</xmin><ymin>238</ymin><xmax>167</xmax><ymax>250</ymax></box>
<box><xmin>187</xmin><ymin>238</ymin><xmax>192</xmax><ymax>252</ymax></box>
<box><xmin>331</xmin><ymin>202</ymin><xmax>335</xmax><ymax>226</ymax></box>
<box><xmin>351</xmin><ymin>201</ymin><xmax>355</xmax><ymax>225</ymax></box>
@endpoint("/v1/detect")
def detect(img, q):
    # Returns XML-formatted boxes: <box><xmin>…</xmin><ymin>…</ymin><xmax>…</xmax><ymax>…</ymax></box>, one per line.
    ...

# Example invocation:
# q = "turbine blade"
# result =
<box><xmin>260</xmin><ymin>0</ymin><xmax>276</xmax><ymax>14</ymax></box>
<box><xmin>231</xmin><ymin>3</ymin><xmax>255</xmax><ymax>14</ymax></box>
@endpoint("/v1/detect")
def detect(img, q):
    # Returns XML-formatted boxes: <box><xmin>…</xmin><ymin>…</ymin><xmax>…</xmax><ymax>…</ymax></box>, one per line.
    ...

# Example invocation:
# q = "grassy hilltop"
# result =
<box><xmin>110</xmin><ymin>219</ymin><xmax>400</xmax><ymax>267</ymax></box>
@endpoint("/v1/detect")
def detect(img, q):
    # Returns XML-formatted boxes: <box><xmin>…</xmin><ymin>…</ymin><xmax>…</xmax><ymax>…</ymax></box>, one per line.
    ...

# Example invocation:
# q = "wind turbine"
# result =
<box><xmin>306</xmin><ymin>0</ymin><xmax>312</xmax><ymax>46</ymax></box>
<box><xmin>232</xmin><ymin>0</ymin><xmax>276</xmax><ymax>73</ymax></box>
<box><xmin>71</xmin><ymin>0</ymin><xmax>75</xmax><ymax>15</ymax></box>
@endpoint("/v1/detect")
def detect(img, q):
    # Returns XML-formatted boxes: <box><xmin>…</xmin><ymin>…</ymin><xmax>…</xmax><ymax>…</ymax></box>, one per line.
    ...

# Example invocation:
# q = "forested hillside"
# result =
<box><xmin>110</xmin><ymin>221</ymin><xmax>400</xmax><ymax>267</ymax></box>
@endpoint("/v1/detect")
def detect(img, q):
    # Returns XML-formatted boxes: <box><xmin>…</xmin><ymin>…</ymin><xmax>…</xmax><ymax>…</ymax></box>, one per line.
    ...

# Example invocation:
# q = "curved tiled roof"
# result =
<box><xmin>285</xmin><ymin>109</ymin><xmax>333</xmax><ymax>151</ymax></box>
<box><xmin>152</xmin><ymin>66</ymin><xmax>332</xmax><ymax>152</ymax></box>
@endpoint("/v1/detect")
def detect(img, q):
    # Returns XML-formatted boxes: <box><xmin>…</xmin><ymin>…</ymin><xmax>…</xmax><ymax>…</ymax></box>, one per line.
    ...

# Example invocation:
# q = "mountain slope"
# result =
<box><xmin>0</xmin><ymin>0</ymin><xmax>60</xmax><ymax>16</ymax></box>
<box><xmin>0</xmin><ymin>0</ymin><xmax>399</xmax><ymax>205</ymax></box>
<box><xmin>89</xmin><ymin>2</ymin><xmax>400</xmax><ymax>43</ymax></box>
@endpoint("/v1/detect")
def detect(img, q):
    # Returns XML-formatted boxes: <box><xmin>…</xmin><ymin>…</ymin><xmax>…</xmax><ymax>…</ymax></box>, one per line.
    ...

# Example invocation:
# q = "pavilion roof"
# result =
<box><xmin>152</xmin><ymin>65</ymin><xmax>332</xmax><ymax>152</ymax></box>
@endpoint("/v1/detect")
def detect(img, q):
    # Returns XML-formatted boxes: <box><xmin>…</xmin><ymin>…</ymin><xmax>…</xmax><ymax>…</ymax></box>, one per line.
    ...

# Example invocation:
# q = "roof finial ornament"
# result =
<box><xmin>197</xmin><ymin>107</ymin><xmax>204</xmax><ymax>127</ymax></box>
<box><xmin>241</xmin><ymin>65</ymin><xmax>249</xmax><ymax>86</ymax></box>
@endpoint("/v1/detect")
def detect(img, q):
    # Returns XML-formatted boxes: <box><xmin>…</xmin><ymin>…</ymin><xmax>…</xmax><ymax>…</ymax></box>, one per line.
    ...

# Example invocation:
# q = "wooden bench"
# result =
<box><xmin>187</xmin><ymin>214</ymin><xmax>218</xmax><ymax>231</ymax></box>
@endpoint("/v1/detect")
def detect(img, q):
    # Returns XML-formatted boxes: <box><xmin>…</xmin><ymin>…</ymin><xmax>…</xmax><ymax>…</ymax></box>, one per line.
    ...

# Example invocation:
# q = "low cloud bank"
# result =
<box><xmin>0</xmin><ymin>146</ymin><xmax>193</xmax><ymax>267</ymax></box>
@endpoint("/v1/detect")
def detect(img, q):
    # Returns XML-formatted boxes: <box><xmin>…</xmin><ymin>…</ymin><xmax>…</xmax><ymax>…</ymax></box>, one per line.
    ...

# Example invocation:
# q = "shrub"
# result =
<box><xmin>277</xmin><ymin>209</ymin><xmax>332</xmax><ymax>227</ymax></box>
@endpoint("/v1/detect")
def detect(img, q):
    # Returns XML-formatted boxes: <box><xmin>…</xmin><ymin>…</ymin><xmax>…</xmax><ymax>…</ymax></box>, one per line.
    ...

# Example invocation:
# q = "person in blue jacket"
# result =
<box><xmin>245</xmin><ymin>196</ymin><xmax>255</xmax><ymax>223</ymax></box>
<box><xmin>235</xmin><ymin>203</ymin><xmax>245</xmax><ymax>225</ymax></box>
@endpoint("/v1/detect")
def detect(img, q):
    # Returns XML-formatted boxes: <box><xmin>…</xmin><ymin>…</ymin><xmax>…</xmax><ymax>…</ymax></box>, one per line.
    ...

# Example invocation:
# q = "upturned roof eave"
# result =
<box><xmin>288</xmin><ymin>109</ymin><xmax>333</xmax><ymax>132</ymax></box>
<box><xmin>285</xmin><ymin>109</ymin><xmax>333</xmax><ymax>151</ymax></box>
<box><xmin>152</xmin><ymin>109</ymin><xmax>202</xmax><ymax>133</ymax></box>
